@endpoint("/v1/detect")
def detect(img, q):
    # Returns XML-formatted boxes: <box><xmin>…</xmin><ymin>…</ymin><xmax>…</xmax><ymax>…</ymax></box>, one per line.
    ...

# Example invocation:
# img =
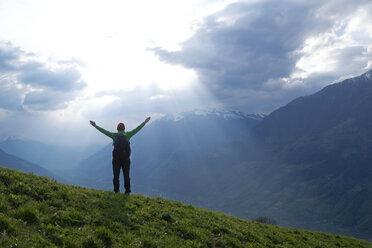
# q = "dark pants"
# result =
<box><xmin>112</xmin><ymin>156</ymin><xmax>131</xmax><ymax>193</ymax></box>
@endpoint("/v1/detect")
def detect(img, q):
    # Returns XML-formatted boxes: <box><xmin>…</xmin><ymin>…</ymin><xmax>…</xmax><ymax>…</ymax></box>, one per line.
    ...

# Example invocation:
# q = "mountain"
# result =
<box><xmin>70</xmin><ymin>110</ymin><xmax>264</xmax><ymax>194</ymax></box>
<box><xmin>0</xmin><ymin>148</ymin><xmax>62</xmax><ymax>181</ymax></box>
<box><xmin>1</xmin><ymin>166</ymin><xmax>370</xmax><ymax>247</ymax></box>
<box><xmin>68</xmin><ymin>70</ymin><xmax>372</xmax><ymax>240</ymax></box>
<box><xmin>194</xmin><ymin>70</ymin><xmax>372</xmax><ymax>238</ymax></box>
<box><xmin>0</xmin><ymin>138</ymin><xmax>101</xmax><ymax>178</ymax></box>
<box><xmin>254</xmin><ymin>69</ymin><xmax>372</xmax><ymax>163</ymax></box>
<box><xmin>244</xmin><ymin>69</ymin><xmax>372</xmax><ymax>237</ymax></box>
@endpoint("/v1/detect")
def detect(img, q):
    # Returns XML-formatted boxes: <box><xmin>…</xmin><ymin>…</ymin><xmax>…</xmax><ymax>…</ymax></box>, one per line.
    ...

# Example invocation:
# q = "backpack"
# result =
<box><xmin>113</xmin><ymin>133</ymin><xmax>131</xmax><ymax>159</ymax></box>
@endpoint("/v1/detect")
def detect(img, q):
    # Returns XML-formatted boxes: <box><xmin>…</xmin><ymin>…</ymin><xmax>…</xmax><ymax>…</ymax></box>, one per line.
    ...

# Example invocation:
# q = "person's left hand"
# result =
<box><xmin>90</xmin><ymin>120</ymin><xmax>96</xmax><ymax>127</ymax></box>
<box><xmin>144</xmin><ymin>117</ymin><xmax>151</xmax><ymax>124</ymax></box>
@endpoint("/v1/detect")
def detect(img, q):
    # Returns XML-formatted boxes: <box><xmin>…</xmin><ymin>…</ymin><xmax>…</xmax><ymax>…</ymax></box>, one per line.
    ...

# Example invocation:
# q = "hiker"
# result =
<box><xmin>89</xmin><ymin>117</ymin><xmax>151</xmax><ymax>194</ymax></box>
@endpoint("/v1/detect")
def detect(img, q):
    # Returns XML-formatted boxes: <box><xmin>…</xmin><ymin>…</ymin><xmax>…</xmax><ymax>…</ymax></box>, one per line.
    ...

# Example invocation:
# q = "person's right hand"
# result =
<box><xmin>90</xmin><ymin>120</ymin><xmax>96</xmax><ymax>127</ymax></box>
<box><xmin>144</xmin><ymin>117</ymin><xmax>151</xmax><ymax>124</ymax></box>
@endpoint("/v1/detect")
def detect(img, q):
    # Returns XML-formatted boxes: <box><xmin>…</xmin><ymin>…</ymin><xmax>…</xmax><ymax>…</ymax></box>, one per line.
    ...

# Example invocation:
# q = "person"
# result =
<box><xmin>89</xmin><ymin>117</ymin><xmax>151</xmax><ymax>194</ymax></box>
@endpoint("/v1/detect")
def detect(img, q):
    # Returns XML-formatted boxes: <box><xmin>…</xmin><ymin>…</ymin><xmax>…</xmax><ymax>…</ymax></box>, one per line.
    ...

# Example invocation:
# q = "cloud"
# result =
<box><xmin>151</xmin><ymin>1</ymin><xmax>326</xmax><ymax>95</ymax></box>
<box><xmin>18</xmin><ymin>62</ymin><xmax>85</xmax><ymax>92</ymax></box>
<box><xmin>150</xmin><ymin>0</ymin><xmax>372</xmax><ymax>111</ymax></box>
<box><xmin>0</xmin><ymin>41</ymin><xmax>21</xmax><ymax>72</ymax></box>
<box><xmin>23</xmin><ymin>91</ymin><xmax>78</xmax><ymax>111</ymax></box>
<box><xmin>0</xmin><ymin>41</ymin><xmax>86</xmax><ymax>111</ymax></box>
<box><xmin>0</xmin><ymin>79</ymin><xmax>24</xmax><ymax>111</ymax></box>
<box><xmin>83</xmin><ymin>82</ymin><xmax>221</xmax><ymax>129</ymax></box>
<box><xmin>100</xmin><ymin>84</ymin><xmax>218</xmax><ymax>116</ymax></box>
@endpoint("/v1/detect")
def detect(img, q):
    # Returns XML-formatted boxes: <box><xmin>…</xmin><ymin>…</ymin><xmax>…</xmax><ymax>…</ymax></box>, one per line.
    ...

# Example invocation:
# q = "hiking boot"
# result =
<box><xmin>124</xmin><ymin>191</ymin><xmax>130</xmax><ymax>195</ymax></box>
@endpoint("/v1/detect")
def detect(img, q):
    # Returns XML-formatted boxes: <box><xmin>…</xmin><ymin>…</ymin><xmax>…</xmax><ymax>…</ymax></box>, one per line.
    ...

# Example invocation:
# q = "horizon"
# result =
<box><xmin>1</xmin><ymin>0</ymin><xmax>372</xmax><ymax>146</ymax></box>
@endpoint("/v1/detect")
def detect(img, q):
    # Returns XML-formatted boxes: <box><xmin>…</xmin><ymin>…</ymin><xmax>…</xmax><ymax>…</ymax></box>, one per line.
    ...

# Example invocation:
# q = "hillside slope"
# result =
<box><xmin>0</xmin><ymin>167</ymin><xmax>370</xmax><ymax>247</ymax></box>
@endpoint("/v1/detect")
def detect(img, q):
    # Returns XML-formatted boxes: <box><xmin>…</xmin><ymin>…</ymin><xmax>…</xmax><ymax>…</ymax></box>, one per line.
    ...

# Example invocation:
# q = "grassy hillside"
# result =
<box><xmin>0</xmin><ymin>166</ymin><xmax>370</xmax><ymax>248</ymax></box>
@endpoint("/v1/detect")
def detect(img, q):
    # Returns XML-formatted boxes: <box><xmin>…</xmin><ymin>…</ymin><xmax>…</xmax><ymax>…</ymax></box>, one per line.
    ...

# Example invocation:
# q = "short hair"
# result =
<box><xmin>117</xmin><ymin>122</ymin><xmax>125</xmax><ymax>131</ymax></box>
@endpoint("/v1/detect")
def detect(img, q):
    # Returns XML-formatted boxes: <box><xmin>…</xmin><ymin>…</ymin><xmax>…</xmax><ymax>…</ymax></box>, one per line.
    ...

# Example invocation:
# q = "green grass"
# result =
<box><xmin>0</xmin><ymin>166</ymin><xmax>370</xmax><ymax>248</ymax></box>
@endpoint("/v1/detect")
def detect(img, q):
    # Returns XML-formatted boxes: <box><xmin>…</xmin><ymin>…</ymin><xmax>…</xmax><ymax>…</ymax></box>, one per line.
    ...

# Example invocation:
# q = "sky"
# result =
<box><xmin>1</xmin><ymin>0</ymin><xmax>372</xmax><ymax>146</ymax></box>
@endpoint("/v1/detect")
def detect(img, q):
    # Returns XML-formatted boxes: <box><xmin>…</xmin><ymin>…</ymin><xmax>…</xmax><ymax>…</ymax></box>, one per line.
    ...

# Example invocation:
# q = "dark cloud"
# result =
<box><xmin>151</xmin><ymin>1</ymin><xmax>325</xmax><ymax>93</ymax></box>
<box><xmin>0</xmin><ymin>41</ymin><xmax>86</xmax><ymax>111</ymax></box>
<box><xmin>150</xmin><ymin>0</ymin><xmax>372</xmax><ymax>112</ymax></box>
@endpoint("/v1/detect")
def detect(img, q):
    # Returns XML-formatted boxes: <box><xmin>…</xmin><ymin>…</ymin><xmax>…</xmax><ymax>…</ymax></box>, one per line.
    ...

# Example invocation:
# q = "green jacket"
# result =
<box><xmin>94</xmin><ymin>122</ymin><xmax>146</xmax><ymax>142</ymax></box>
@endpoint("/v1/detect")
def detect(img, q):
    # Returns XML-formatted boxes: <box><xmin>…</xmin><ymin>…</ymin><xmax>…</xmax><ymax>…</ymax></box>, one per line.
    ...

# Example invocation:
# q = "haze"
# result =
<box><xmin>1</xmin><ymin>0</ymin><xmax>372</xmax><ymax>146</ymax></box>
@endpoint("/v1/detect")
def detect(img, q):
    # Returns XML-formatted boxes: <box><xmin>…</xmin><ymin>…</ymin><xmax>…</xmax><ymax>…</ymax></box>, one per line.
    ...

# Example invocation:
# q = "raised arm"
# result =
<box><xmin>90</xmin><ymin>120</ymin><xmax>115</xmax><ymax>140</ymax></box>
<box><xmin>126</xmin><ymin>117</ymin><xmax>151</xmax><ymax>140</ymax></box>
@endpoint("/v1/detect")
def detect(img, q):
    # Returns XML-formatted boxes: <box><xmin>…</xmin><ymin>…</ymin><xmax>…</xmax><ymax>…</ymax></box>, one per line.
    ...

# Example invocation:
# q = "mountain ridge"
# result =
<box><xmin>228</xmin><ymin>69</ymin><xmax>372</xmax><ymax>237</ymax></box>
<box><xmin>0</xmin><ymin>148</ymin><xmax>63</xmax><ymax>182</ymax></box>
<box><xmin>6</xmin><ymin>70</ymin><xmax>371</xmax><ymax>240</ymax></box>
<box><xmin>253</xmin><ymin>68</ymin><xmax>372</xmax><ymax>156</ymax></box>
<box><xmin>0</xmin><ymin>138</ymin><xmax>101</xmax><ymax>177</ymax></box>
<box><xmin>65</xmin><ymin>70</ymin><xmax>372</xmax><ymax>238</ymax></box>
<box><xmin>160</xmin><ymin>109</ymin><xmax>266</xmax><ymax>122</ymax></box>
<box><xmin>72</xmin><ymin>109</ymin><xmax>263</xmax><ymax>192</ymax></box>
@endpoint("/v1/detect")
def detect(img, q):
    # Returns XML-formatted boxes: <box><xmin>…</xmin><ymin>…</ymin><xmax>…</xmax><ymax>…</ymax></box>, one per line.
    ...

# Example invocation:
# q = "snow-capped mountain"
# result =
<box><xmin>71</xmin><ymin>109</ymin><xmax>263</xmax><ymax>194</ymax></box>
<box><xmin>160</xmin><ymin>109</ymin><xmax>265</xmax><ymax>122</ymax></box>
<box><xmin>363</xmin><ymin>69</ymin><xmax>371</xmax><ymax>80</ymax></box>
